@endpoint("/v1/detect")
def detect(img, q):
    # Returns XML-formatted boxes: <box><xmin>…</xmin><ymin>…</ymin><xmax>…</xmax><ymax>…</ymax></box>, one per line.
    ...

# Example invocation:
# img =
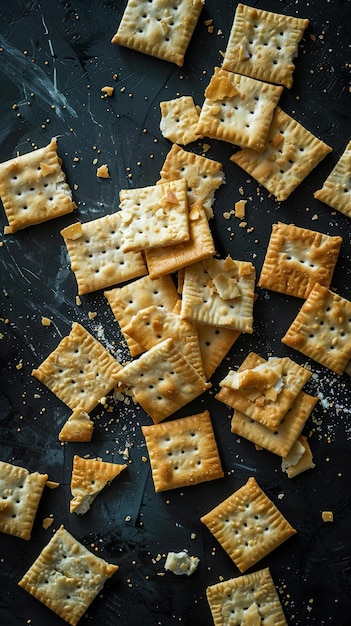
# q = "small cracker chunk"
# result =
<box><xmin>104</xmin><ymin>274</ymin><xmax>179</xmax><ymax>357</ymax></box>
<box><xmin>314</xmin><ymin>139</ymin><xmax>351</xmax><ymax>218</ymax></box>
<box><xmin>196</xmin><ymin>323</ymin><xmax>240</xmax><ymax>381</ymax></box>
<box><xmin>59</xmin><ymin>408</ymin><xmax>94</xmax><ymax>443</ymax></box>
<box><xmin>231</xmin><ymin>391</ymin><xmax>318</xmax><ymax>458</ymax></box>
<box><xmin>0</xmin><ymin>460</ymin><xmax>48</xmax><ymax>541</ymax></box>
<box><xmin>206</xmin><ymin>567</ymin><xmax>288</xmax><ymax>626</ymax></box>
<box><xmin>164</xmin><ymin>550</ymin><xmax>199</xmax><ymax>576</ymax></box>
<box><xmin>142</xmin><ymin>410</ymin><xmax>223</xmax><ymax>491</ymax></box>
<box><xmin>96</xmin><ymin>163</ymin><xmax>110</xmax><ymax>178</ymax></box>
<box><xmin>197</xmin><ymin>67</ymin><xmax>283</xmax><ymax>152</ymax></box>
<box><xmin>70</xmin><ymin>455</ymin><xmax>127</xmax><ymax>514</ymax></box>
<box><xmin>201</xmin><ymin>476</ymin><xmax>296</xmax><ymax>573</ymax></box>
<box><xmin>119</xmin><ymin>179</ymin><xmax>189</xmax><ymax>253</ymax></box>
<box><xmin>257</xmin><ymin>222</ymin><xmax>342</xmax><ymax>299</ymax></box>
<box><xmin>160</xmin><ymin>96</ymin><xmax>201</xmax><ymax>145</ymax></box>
<box><xmin>282</xmin><ymin>283</ymin><xmax>351</xmax><ymax>375</ymax></box>
<box><xmin>145</xmin><ymin>200</ymin><xmax>215</xmax><ymax>279</ymax></box>
<box><xmin>113</xmin><ymin>337</ymin><xmax>211</xmax><ymax>423</ymax></box>
<box><xmin>18</xmin><ymin>525</ymin><xmax>118</xmax><ymax>626</ymax></box>
<box><xmin>61</xmin><ymin>213</ymin><xmax>147</xmax><ymax>295</ymax></box>
<box><xmin>231</xmin><ymin>107</ymin><xmax>332</xmax><ymax>201</ymax></box>
<box><xmin>216</xmin><ymin>352</ymin><xmax>312</xmax><ymax>431</ymax></box>
<box><xmin>32</xmin><ymin>322</ymin><xmax>122</xmax><ymax>413</ymax></box>
<box><xmin>281</xmin><ymin>435</ymin><xmax>315</xmax><ymax>478</ymax></box>
<box><xmin>123</xmin><ymin>304</ymin><xmax>205</xmax><ymax>378</ymax></box>
<box><xmin>222</xmin><ymin>3</ymin><xmax>309</xmax><ymax>89</ymax></box>
<box><xmin>180</xmin><ymin>256</ymin><xmax>255</xmax><ymax>333</ymax></box>
<box><xmin>158</xmin><ymin>143</ymin><xmax>224</xmax><ymax>219</ymax></box>
<box><xmin>111</xmin><ymin>0</ymin><xmax>204</xmax><ymax>67</ymax></box>
<box><xmin>0</xmin><ymin>137</ymin><xmax>75</xmax><ymax>234</ymax></box>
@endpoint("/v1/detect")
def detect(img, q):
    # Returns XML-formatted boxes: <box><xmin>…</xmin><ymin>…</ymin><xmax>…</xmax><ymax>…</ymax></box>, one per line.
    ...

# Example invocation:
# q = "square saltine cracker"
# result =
<box><xmin>32</xmin><ymin>322</ymin><xmax>122</xmax><ymax>413</ymax></box>
<box><xmin>18</xmin><ymin>525</ymin><xmax>118</xmax><ymax>626</ymax></box>
<box><xmin>206</xmin><ymin>567</ymin><xmax>288</xmax><ymax>626</ymax></box>
<box><xmin>142</xmin><ymin>410</ymin><xmax>223</xmax><ymax>491</ymax></box>
<box><xmin>222</xmin><ymin>3</ymin><xmax>309</xmax><ymax>89</ymax></box>
<box><xmin>0</xmin><ymin>138</ymin><xmax>75</xmax><ymax>234</ymax></box>
<box><xmin>231</xmin><ymin>107</ymin><xmax>332</xmax><ymax>201</ymax></box>
<box><xmin>61</xmin><ymin>213</ymin><xmax>147</xmax><ymax>295</ymax></box>
<box><xmin>111</xmin><ymin>0</ymin><xmax>204</xmax><ymax>67</ymax></box>
<box><xmin>201</xmin><ymin>476</ymin><xmax>296</xmax><ymax>572</ymax></box>
<box><xmin>257</xmin><ymin>222</ymin><xmax>342</xmax><ymax>299</ymax></box>
<box><xmin>197</xmin><ymin>67</ymin><xmax>283</xmax><ymax>152</ymax></box>
<box><xmin>282</xmin><ymin>283</ymin><xmax>351</xmax><ymax>375</ymax></box>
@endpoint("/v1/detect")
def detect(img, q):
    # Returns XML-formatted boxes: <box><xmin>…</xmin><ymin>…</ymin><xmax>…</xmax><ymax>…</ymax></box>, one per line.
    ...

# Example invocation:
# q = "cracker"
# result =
<box><xmin>206</xmin><ymin>567</ymin><xmax>288</xmax><ymax>626</ymax></box>
<box><xmin>32</xmin><ymin>322</ymin><xmax>122</xmax><ymax>413</ymax></box>
<box><xmin>104</xmin><ymin>274</ymin><xmax>179</xmax><ymax>357</ymax></box>
<box><xmin>142</xmin><ymin>410</ymin><xmax>223</xmax><ymax>491</ymax></box>
<box><xmin>196</xmin><ymin>67</ymin><xmax>283</xmax><ymax>152</ymax></box>
<box><xmin>231</xmin><ymin>390</ymin><xmax>318</xmax><ymax>458</ymax></box>
<box><xmin>257</xmin><ymin>222</ymin><xmax>342</xmax><ymax>299</ymax></box>
<box><xmin>60</xmin><ymin>213</ymin><xmax>147</xmax><ymax>295</ymax></box>
<box><xmin>222</xmin><ymin>3</ymin><xmax>309</xmax><ymax>89</ymax></box>
<box><xmin>0</xmin><ymin>137</ymin><xmax>75</xmax><ymax>234</ymax></box>
<box><xmin>0</xmin><ymin>461</ymin><xmax>48</xmax><ymax>541</ymax></box>
<box><xmin>145</xmin><ymin>200</ymin><xmax>215</xmax><ymax>278</ymax></box>
<box><xmin>231</xmin><ymin>107</ymin><xmax>332</xmax><ymax>201</ymax></box>
<box><xmin>70</xmin><ymin>455</ymin><xmax>127</xmax><ymax>514</ymax></box>
<box><xmin>58</xmin><ymin>408</ymin><xmax>94</xmax><ymax>442</ymax></box>
<box><xmin>111</xmin><ymin>0</ymin><xmax>204</xmax><ymax>67</ymax></box>
<box><xmin>201</xmin><ymin>476</ymin><xmax>296</xmax><ymax>572</ymax></box>
<box><xmin>216</xmin><ymin>352</ymin><xmax>312</xmax><ymax>431</ymax></box>
<box><xmin>281</xmin><ymin>283</ymin><xmax>351</xmax><ymax>375</ymax></box>
<box><xmin>160</xmin><ymin>96</ymin><xmax>202</xmax><ymax>145</ymax></box>
<box><xmin>18</xmin><ymin>525</ymin><xmax>118</xmax><ymax>626</ymax></box>
<box><xmin>281</xmin><ymin>435</ymin><xmax>315</xmax><ymax>478</ymax></box>
<box><xmin>314</xmin><ymin>139</ymin><xmax>351</xmax><ymax>218</ymax></box>
<box><xmin>196</xmin><ymin>324</ymin><xmax>241</xmax><ymax>380</ymax></box>
<box><xmin>119</xmin><ymin>178</ymin><xmax>189</xmax><ymax>253</ymax></box>
<box><xmin>180</xmin><ymin>256</ymin><xmax>255</xmax><ymax>333</ymax></box>
<box><xmin>123</xmin><ymin>304</ymin><xmax>205</xmax><ymax>378</ymax></box>
<box><xmin>158</xmin><ymin>143</ymin><xmax>224</xmax><ymax>219</ymax></box>
<box><xmin>113</xmin><ymin>337</ymin><xmax>211</xmax><ymax>423</ymax></box>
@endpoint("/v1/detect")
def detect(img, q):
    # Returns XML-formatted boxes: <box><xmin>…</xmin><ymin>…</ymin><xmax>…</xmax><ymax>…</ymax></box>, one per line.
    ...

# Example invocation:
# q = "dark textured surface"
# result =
<box><xmin>0</xmin><ymin>1</ymin><xmax>351</xmax><ymax>625</ymax></box>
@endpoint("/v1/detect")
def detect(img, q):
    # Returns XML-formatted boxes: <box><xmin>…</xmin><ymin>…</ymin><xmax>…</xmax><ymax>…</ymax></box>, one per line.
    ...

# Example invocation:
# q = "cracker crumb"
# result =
<box><xmin>101</xmin><ymin>86</ymin><xmax>114</xmax><ymax>97</ymax></box>
<box><xmin>96</xmin><ymin>164</ymin><xmax>110</xmax><ymax>178</ymax></box>
<box><xmin>42</xmin><ymin>516</ymin><xmax>54</xmax><ymax>529</ymax></box>
<box><xmin>322</xmin><ymin>511</ymin><xmax>334</xmax><ymax>522</ymax></box>
<box><xmin>75</xmin><ymin>295</ymin><xmax>82</xmax><ymax>306</ymax></box>
<box><xmin>41</xmin><ymin>316</ymin><xmax>51</xmax><ymax>327</ymax></box>
<box><xmin>235</xmin><ymin>199</ymin><xmax>246</xmax><ymax>219</ymax></box>
<box><xmin>88</xmin><ymin>311</ymin><xmax>97</xmax><ymax>319</ymax></box>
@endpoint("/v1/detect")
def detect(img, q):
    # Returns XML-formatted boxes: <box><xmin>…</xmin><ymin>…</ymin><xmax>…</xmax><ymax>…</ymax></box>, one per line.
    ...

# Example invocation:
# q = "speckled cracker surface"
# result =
<box><xmin>200</xmin><ymin>476</ymin><xmax>296</xmax><ymax>572</ymax></box>
<box><xmin>231</xmin><ymin>107</ymin><xmax>332</xmax><ymax>201</ymax></box>
<box><xmin>111</xmin><ymin>0</ymin><xmax>204</xmax><ymax>67</ymax></box>
<box><xmin>0</xmin><ymin>137</ymin><xmax>75</xmax><ymax>234</ymax></box>
<box><xmin>18</xmin><ymin>525</ymin><xmax>118</xmax><ymax>626</ymax></box>
<box><xmin>70</xmin><ymin>455</ymin><xmax>127</xmax><ymax>514</ymax></box>
<box><xmin>0</xmin><ymin>461</ymin><xmax>48</xmax><ymax>541</ymax></box>
<box><xmin>180</xmin><ymin>256</ymin><xmax>255</xmax><ymax>333</ymax></box>
<box><xmin>61</xmin><ymin>213</ymin><xmax>147</xmax><ymax>295</ymax></box>
<box><xmin>282</xmin><ymin>283</ymin><xmax>351</xmax><ymax>374</ymax></box>
<box><xmin>160</xmin><ymin>96</ymin><xmax>201</xmax><ymax>145</ymax></box>
<box><xmin>231</xmin><ymin>391</ymin><xmax>318</xmax><ymax>458</ymax></box>
<box><xmin>197</xmin><ymin>67</ymin><xmax>283</xmax><ymax>152</ymax></box>
<box><xmin>257</xmin><ymin>222</ymin><xmax>342</xmax><ymax>299</ymax></box>
<box><xmin>145</xmin><ymin>201</ymin><xmax>215</xmax><ymax>278</ymax></box>
<box><xmin>32</xmin><ymin>322</ymin><xmax>122</xmax><ymax>413</ymax></box>
<box><xmin>216</xmin><ymin>352</ymin><xmax>311</xmax><ymax>431</ymax></box>
<box><xmin>222</xmin><ymin>3</ymin><xmax>309</xmax><ymax>89</ymax></box>
<box><xmin>104</xmin><ymin>274</ymin><xmax>179</xmax><ymax>357</ymax></box>
<box><xmin>314</xmin><ymin>139</ymin><xmax>351</xmax><ymax>218</ymax></box>
<box><xmin>158</xmin><ymin>143</ymin><xmax>224</xmax><ymax>219</ymax></box>
<box><xmin>206</xmin><ymin>567</ymin><xmax>288</xmax><ymax>626</ymax></box>
<box><xmin>142</xmin><ymin>410</ymin><xmax>224</xmax><ymax>491</ymax></box>
<box><xmin>113</xmin><ymin>337</ymin><xmax>210</xmax><ymax>423</ymax></box>
<box><xmin>119</xmin><ymin>178</ymin><xmax>189</xmax><ymax>252</ymax></box>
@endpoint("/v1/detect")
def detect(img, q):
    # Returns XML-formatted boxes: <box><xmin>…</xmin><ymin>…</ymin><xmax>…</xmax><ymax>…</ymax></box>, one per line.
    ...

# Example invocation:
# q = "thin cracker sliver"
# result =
<box><xmin>314</xmin><ymin>139</ymin><xmax>351</xmax><ymax>218</ymax></box>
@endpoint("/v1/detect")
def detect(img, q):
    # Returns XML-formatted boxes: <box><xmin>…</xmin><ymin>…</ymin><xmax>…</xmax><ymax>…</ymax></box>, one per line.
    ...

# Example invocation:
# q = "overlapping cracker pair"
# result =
<box><xmin>216</xmin><ymin>351</ymin><xmax>317</xmax><ymax>477</ymax></box>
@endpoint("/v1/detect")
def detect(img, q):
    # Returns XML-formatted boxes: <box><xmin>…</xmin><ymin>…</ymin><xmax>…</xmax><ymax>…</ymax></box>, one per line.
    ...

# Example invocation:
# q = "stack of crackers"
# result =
<box><xmin>0</xmin><ymin>1</ymin><xmax>350</xmax><ymax>625</ymax></box>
